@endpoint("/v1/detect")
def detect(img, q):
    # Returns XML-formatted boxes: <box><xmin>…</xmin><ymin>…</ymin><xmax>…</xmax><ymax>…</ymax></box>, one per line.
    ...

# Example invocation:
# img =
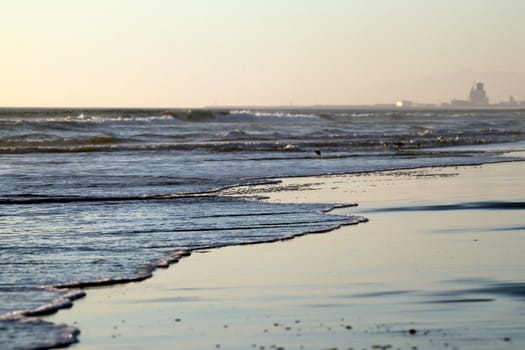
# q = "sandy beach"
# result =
<box><xmin>46</xmin><ymin>160</ymin><xmax>525</xmax><ymax>350</ymax></box>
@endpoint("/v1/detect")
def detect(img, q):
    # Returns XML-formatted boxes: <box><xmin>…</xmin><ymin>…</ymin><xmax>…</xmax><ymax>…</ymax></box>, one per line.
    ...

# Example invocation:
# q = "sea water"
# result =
<box><xmin>1</xmin><ymin>108</ymin><xmax>525</xmax><ymax>349</ymax></box>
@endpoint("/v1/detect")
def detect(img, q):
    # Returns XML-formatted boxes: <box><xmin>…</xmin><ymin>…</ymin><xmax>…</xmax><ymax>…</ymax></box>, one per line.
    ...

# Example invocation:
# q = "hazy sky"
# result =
<box><xmin>1</xmin><ymin>0</ymin><xmax>524</xmax><ymax>107</ymax></box>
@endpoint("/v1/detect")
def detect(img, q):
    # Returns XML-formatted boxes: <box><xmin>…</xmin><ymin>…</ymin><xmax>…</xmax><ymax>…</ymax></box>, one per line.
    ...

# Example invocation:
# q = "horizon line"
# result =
<box><xmin>1</xmin><ymin>104</ymin><xmax>525</xmax><ymax>111</ymax></box>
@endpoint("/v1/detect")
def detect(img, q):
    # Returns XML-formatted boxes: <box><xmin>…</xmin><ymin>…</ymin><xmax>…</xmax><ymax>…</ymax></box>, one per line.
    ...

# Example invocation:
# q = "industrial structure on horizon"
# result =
<box><xmin>395</xmin><ymin>82</ymin><xmax>524</xmax><ymax>109</ymax></box>
<box><xmin>449</xmin><ymin>82</ymin><xmax>489</xmax><ymax>107</ymax></box>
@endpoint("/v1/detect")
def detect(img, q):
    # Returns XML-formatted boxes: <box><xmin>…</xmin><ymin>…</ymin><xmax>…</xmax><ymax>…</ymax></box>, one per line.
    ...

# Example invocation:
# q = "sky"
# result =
<box><xmin>1</xmin><ymin>0</ymin><xmax>524</xmax><ymax>107</ymax></box>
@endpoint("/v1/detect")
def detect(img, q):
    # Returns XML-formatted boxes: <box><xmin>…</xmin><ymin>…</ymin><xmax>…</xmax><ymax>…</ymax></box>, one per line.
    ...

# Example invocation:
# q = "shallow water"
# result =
<box><xmin>46</xmin><ymin>163</ymin><xmax>525</xmax><ymax>349</ymax></box>
<box><xmin>1</xmin><ymin>108</ymin><xmax>525</xmax><ymax>349</ymax></box>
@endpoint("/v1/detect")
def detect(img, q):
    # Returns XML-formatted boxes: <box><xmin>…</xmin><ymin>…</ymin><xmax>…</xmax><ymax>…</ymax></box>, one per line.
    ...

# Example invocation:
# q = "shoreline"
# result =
<box><xmin>45</xmin><ymin>160</ymin><xmax>525</xmax><ymax>349</ymax></box>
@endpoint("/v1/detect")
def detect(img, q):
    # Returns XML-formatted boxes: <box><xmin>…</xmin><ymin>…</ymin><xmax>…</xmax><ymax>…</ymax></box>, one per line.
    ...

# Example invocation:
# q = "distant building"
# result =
<box><xmin>396</xmin><ymin>100</ymin><xmax>413</xmax><ymax>108</ymax></box>
<box><xmin>448</xmin><ymin>82</ymin><xmax>490</xmax><ymax>107</ymax></box>
<box><xmin>449</xmin><ymin>99</ymin><xmax>470</xmax><ymax>107</ymax></box>
<box><xmin>469</xmin><ymin>82</ymin><xmax>489</xmax><ymax>106</ymax></box>
<box><xmin>498</xmin><ymin>96</ymin><xmax>518</xmax><ymax>107</ymax></box>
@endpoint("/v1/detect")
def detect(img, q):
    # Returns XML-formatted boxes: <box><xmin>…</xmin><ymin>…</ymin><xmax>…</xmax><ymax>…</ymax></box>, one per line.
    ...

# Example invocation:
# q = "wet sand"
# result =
<box><xmin>46</xmin><ymin>161</ymin><xmax>525</xmax><ymax>349</ymax></box>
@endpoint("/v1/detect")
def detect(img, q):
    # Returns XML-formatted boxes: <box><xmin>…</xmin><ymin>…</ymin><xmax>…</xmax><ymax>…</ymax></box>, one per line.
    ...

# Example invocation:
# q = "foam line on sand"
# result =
<box><xmin>46</xmin><ymin>161</ymin><xmax>525</xmax><ymax>350</ymax></box>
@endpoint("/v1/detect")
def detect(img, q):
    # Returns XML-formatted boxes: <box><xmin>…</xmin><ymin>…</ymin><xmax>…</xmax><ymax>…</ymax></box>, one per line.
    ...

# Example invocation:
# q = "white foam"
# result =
<box><xmin>228</xmin><ymin>110</ymin><xmax>320</xmax><ymax>121</ymax></box>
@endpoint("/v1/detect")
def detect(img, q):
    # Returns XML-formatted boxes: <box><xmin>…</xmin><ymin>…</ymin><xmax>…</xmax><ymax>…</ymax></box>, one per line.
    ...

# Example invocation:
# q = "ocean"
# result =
<box><xmin>1</xmin><ymin>108</ymin><xmax>525</xmax><ymax>349</ymax></box>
